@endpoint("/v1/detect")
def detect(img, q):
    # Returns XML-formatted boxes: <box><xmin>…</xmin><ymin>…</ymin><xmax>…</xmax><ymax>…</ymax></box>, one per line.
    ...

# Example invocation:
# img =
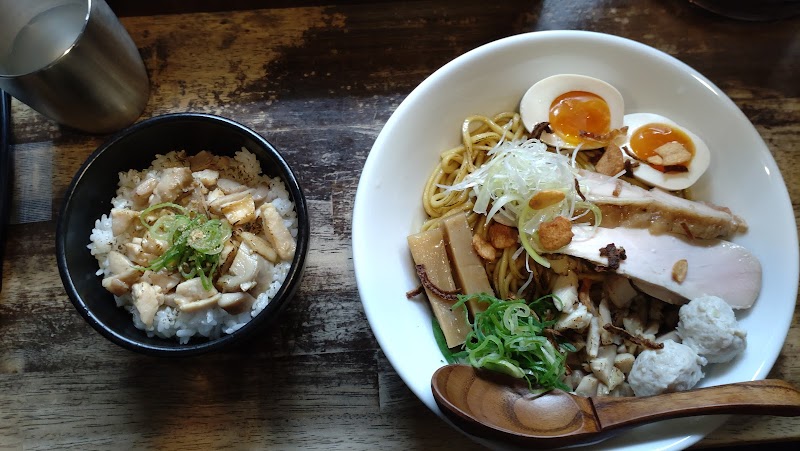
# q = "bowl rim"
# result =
<box><xmin>56</xmin><ymin>112</ymin><xmax>309</xmax><ymax>356</ymax></box>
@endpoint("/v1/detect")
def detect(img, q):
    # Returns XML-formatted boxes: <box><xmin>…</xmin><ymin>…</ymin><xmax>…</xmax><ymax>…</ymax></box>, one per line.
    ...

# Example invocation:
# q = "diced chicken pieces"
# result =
<box><xmin>574</xmin><ymin>374</ymin><xmax>600</xmax><ymax>397</ymax></box>
<box><xmin>153</xmin><ymin>167</ymin><xmax>193</xmax><ymax>204</ymax></box>
<box><xmin>124</xmin><ymin>241</ymin><xmax>157</xmax><ymax>266</ymax></box>
<box><xmin>140</xmin><ymin>270</ymin><xmax>181</xmax><ymax>293</ymax></box>
<box><xmin>188</xmin><ymin>150</ymin><xmax>215</xmax><ymax>171</ymax></box>
<box><xmin>216</xmin><ymin>178</ymin><xmax>248</xmax><ymax>194</ymax></box>
<box><xmin>260</xmin><ymin>203</ymin><xmax>296</xmax><ymax>260</ymax></box>
<box><xmin>132</xmin><ymin>177</ymin><xmax>158</xmax><ymax>207</ymax></box>
<box><xmin>590</xmin><ymin>345</ymin><xmax>625</xmax><ymax>391</ymax></box>
<box><xmin>208</xmin><ymin>191</ymin><xmax>250</xmax><ymax>214</ymax></box>
<box><xmin>101</xmin><ymin>251</ymin><xmax>141</xmax><ymax>295</ymax></box>
<box><xmin>221</xmin><ymin>194</ymin><xmax>256</xmax><ymax>225</ymax></box>
<box><xmin>175</xmin><ymin>277</ymin><xmax>219</xmax><ymax>302</ymax></box>
<box><xmin>173</xmin><ymin>278</ymin><xmax>220</xmax><ymax>312</ymax></box>
<box><xmin>605</xmin><ymin>274</ymin><xmax>637</xmax><ymax>309</ymax></box>
<box><xmin>192</xmin><ymin>169</ymin><xmax>219</xmax><ymax>188</ymax></box>
<box><xmin>179</xmin><ymin>294</ymin><xmax>221</xmax><ymax>313</ymax></box>
<box><xmin>239</xmin><ymin>231</ymin><xmax>278</xmax><ymax>263</ymax></box>
<box><xmin>248</xmin><ymin>255</ymin><xmax>275</xmax><ymax>298</ymax></box>
<box><xmin>111</xmin><ymin>208</ymin><xmax>140</xmax><ymax>236</ymax></box>
<box><xmin>586</xmin><ymin>317</ymin><xmax>601</xmax><ymax>359</ymax></box>
<box><xmin>614</xmin><ymin>352</ymin><xmax>636</xmax><ymax>374</ymax></box>
<box><xmin>131</xmin><ymin>282</ymin><xmax>162</xmax><ymax>327</ymax></box>
<box><xmin>218</xmin><ymin>243</ymin><xmax>260</xmax><ymax>292</ymax></box>
<box><xmin>555</xmin><ymin>303</ymin><xmax>592</xmax><ymax>331</ymax></box>
<box><xmin>219</xmin><ymin>292</ymin><xmax>256</xmax><ymax>315</ymax></box>
<box><xmin>250</xmin><ymin>185</ymin><xmax>271</xmax><ymax>206</ymax></box>
<box><xmin>141</xmin><ymin>235</ymin><xmax>169</xmax><ymax>256</ymax></box>
<box><xmin>551</xmin><ymin>272</ymin><xmax>579</xmax><ymax>312</ymax></box>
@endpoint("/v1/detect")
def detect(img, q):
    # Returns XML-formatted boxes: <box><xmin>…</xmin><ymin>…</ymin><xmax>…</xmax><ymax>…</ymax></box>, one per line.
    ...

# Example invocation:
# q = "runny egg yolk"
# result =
<box><xmin>629</xmin><ymin>123</ymin><xmax>695</xmax><ymax>167</ymax></box>
<box><xmin>548</xmin><ymin>91</ymin><xmax>611</xmax><ymax>146</ymax></box>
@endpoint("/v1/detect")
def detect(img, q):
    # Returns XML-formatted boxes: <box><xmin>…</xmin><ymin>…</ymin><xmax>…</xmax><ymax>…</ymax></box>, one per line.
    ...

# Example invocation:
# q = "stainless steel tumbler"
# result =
<box><xmin>0</xmin><ymin>0</ymin><xmax>149</xmax><ymax>133</ymax></box>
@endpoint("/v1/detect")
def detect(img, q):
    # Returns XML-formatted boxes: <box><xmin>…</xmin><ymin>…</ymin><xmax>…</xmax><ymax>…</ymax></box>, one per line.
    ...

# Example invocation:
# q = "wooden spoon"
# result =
<box><xmin>431</xmin><ymin>364</ymin><xmax>800</xmax><ymax>448</ymax></box>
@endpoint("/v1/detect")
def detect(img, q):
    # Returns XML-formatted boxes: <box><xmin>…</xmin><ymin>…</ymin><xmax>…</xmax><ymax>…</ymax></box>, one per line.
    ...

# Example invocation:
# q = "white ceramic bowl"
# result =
<box><xmin>352</xmin><ymin>31</ymin><xmax>797</xmax><ymax>450</ymax></box>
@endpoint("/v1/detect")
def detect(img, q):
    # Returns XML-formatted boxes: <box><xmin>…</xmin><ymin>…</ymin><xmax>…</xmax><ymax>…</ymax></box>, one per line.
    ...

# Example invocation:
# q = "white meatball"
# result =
<box><xmin>677</xmin><ymin>295</ymin><xmax>746</xmax><ymax>363</ymax></box>
<box><xmin>627</xmin><ymin>340</ymin><xmax>706</xmax><ymax>397</ymax></box>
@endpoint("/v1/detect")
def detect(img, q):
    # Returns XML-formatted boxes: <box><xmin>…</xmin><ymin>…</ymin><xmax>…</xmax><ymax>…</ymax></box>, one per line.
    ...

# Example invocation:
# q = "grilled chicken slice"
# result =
<box><xmin>557</xmin><ymin>225</ymin><xmax>761</xmax><ymax>309</ymax></box>
<box><xmin>578</xmin><ymin>170</ymin><xmax>746</xmax><ymax>240</ymax></box>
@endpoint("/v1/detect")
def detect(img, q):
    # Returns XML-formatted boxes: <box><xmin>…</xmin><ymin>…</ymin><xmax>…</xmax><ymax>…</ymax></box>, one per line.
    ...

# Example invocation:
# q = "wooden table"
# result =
<box><xmin>1</xmin><ymin>1</ymin><xmax>798</xmax><ymax>449</ymax></box>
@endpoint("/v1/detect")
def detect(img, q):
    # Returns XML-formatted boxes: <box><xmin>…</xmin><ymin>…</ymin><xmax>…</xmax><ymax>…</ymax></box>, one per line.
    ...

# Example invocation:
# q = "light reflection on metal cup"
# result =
<box><xmin>0</xmin><ymin>0</ymin><xmax>149</xmax><ymax>133</ymax></box>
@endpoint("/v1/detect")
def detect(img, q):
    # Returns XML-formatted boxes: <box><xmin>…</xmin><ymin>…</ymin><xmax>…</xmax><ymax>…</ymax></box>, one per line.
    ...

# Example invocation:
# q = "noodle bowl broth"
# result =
<box><xmin>353</xmin><ymin>31</ymin><xmax>797</xmax><ymax>450</ymax></box>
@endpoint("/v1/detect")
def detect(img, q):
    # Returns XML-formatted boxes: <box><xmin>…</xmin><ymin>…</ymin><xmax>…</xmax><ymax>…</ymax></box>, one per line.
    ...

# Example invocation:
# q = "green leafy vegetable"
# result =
<box><xmin>137</xmin><ymin>202</ymin><xmax>232</xmax><ymax>290</ymax></box>
<box><xmin>450</xmin><ymin>293</ymin><xmax>575</xmax><ymax>393</ymax></box>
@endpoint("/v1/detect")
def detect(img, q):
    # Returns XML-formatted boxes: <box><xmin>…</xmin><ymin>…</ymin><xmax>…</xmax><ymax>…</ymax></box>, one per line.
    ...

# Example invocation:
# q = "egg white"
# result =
<box><xmin>618</xmin><ymin>112</ymin><xmax>711</xmax><ymax>191</ymax></box>
<box><xmin>519</xmin><ymin>74</ymin><xmax>625</xmax><ymax>150</ymax></box>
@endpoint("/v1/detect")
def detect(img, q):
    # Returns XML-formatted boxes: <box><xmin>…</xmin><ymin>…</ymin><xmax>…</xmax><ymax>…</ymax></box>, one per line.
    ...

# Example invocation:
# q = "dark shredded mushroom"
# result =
<box><xmin>604</xmin><ymin>323</ymin><xmax>664</xmax><ymax>350</ymax></box>
<box><xmin>599</xmin><ymin>243</ymin><xmax>627</xmax><ymax>270</ymax></box>
<box><xmin>411</xmin><ymin>264</ymin><xmax>461</xmax><ymax>301</ymax></box>
<box><xmin>531</xmin><ymin>121</ymin><xmax>552</xmax><ymax>140</ymax></box>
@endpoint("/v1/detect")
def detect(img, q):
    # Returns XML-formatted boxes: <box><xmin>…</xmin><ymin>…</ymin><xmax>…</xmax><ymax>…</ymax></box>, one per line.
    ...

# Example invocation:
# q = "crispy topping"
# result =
<box><xmin>488</xmin><ymin>222</ymin><xmax>518</xmax><ymax>249</ymax></box>
<box><xmin>595</xmin><ymin>142</ymin><xmax>626</xmax><ymax>177</ymax></box>
<box><xmin>672</xmin><ymin>259</ymin><xmax>688</xmax><ymax>283</ymax></box>
<box><xmin>603</xmin><ymin>324</ymin><xmax>664</xmax><ymax>350</ymax></box>
<box><xmin>472</xmin><ymin>234</ymin><xmax>497</xmax><ymax>261</ymax></box>
<box><xmin>528</xmin><ymin>189</ymin><xmax>566</xmax><ymax>210</ymax></box>
<box><xmin>598</xmin><ymin>243</ymin><xmax>627</xmax><ymax>270</ymax></box>
<box><xmin>538</xmin><ymin>216</ymin><xmax>574</xmax><ymax>251</ymax></box>
<box><xmin>654</xmin><ymin>141</ymin><xmax>692</xmax><ymax>166</ymax></box>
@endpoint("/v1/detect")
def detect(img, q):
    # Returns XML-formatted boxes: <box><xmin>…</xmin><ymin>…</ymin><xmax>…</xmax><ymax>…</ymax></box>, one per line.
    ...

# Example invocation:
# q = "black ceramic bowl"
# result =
<box><xmin>57</xmin><ymin>113</ymin><xmax>309</xmax><ymax>356</ymax></box>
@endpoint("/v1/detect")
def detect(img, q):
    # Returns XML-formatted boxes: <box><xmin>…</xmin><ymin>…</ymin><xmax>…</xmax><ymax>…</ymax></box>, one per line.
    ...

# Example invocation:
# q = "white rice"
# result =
<box><xmin>88</xmin><ymin>148</ymin><xmax>298</xmax><ymax>344</ymax></box>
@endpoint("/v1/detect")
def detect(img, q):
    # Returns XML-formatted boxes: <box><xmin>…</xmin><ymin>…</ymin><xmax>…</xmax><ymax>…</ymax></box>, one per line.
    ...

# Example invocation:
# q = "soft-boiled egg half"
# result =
<box><xmin>520</xmin><ymin>74</ymin><xmax>625</xmax><ymax>150</ymax></box>
<box><xmin>618</xmin><ymin>113</ymin><xmax>710</xmax><ymax>191</ymax></box>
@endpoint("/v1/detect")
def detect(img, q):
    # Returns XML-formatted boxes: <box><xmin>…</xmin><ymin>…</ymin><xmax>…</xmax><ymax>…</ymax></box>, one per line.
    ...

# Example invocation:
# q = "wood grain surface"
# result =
<box><xmin>1</xmin><ymin>1</ymin><xmax>798</xmax><ymax>449</ymax></box>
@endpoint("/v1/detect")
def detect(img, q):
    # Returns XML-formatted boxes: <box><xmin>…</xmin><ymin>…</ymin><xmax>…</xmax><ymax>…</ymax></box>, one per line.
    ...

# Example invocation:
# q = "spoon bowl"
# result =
<box><xmin>431</xmin><ymin>364</ymin><xmax>800</xmax><ymax>448</ymax></box>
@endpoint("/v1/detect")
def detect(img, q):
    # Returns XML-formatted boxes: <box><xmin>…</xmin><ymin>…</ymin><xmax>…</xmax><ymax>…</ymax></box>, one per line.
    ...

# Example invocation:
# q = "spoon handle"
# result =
<box><xmin>593</xmin><ymin>379</ymin><xmax>800</xmax><ymax>431</ymax></box>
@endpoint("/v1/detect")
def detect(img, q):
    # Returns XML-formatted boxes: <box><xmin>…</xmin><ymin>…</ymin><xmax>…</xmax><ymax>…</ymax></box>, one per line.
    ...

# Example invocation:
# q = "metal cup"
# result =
<box><xmin>0</xmin><ymin>0</ymin><xmax>149</xmax><ymax>133</ymax></box>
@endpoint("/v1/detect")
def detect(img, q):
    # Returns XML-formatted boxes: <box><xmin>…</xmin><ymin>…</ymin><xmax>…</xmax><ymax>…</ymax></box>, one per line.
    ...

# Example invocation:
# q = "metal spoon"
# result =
<box><xmin>431</xmin><ymin>364</ymin><xmax>800</xmax><ymax>449</ymax></box>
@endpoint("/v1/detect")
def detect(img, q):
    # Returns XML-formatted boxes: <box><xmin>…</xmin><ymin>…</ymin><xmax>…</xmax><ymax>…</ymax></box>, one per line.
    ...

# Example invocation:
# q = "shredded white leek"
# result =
<box><xmin>440</xmin><ymin>138</ymin><xmax>603</xmax><ymax>267</ymax></box>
